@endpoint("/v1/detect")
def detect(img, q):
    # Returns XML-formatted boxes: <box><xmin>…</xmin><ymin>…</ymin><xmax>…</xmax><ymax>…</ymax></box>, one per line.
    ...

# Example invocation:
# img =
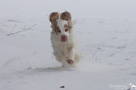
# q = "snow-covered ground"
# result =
<box><xmin>0</xmin><ymin>0</ymin><xmax>136</xmax><ymax>90</ymax></box>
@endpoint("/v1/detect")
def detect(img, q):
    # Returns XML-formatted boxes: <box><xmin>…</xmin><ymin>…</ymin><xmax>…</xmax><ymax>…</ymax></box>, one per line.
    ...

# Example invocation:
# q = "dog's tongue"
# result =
<box><xmin>61</xmin><ymin>35</ymin><xmax>67</xmax><ymax>42</ymax></box>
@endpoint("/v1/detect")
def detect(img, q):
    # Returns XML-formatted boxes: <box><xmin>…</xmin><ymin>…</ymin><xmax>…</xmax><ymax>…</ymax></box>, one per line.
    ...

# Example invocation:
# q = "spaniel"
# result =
<box><xmin>49</xmin><ymin>11</ymin><xmax>82</xmax><ymax>67</ymax></box>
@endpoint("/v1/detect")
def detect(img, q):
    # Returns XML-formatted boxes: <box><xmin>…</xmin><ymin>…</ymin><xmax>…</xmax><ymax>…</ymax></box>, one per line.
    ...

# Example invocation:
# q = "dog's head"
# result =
<box><xmin>49</xmin><ymin>11</ymin><xmax>72</xmax><ymax>42</ymax></box>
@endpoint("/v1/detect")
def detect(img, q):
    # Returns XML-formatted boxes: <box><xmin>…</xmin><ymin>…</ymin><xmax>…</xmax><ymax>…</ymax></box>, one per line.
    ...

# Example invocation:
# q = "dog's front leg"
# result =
<box><xmin>67</xmin><ymin>47</ymin><xmax>75</xmax><ymax>64</ymax></box>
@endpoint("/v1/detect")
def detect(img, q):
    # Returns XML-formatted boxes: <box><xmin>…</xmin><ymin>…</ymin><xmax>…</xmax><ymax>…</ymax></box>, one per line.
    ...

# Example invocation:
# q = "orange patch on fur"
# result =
<box><xmin>64</xmin><ymin>24</ymin><xmax>72</xmax><ymax>33</ymax></box>
<box><xmin>60</xmin><ymin>11</ymin><xmax>71</xmax><ymax>21</ymax></box>
<box><xmin>49</xmin><ymin>12</ymin><xmax>59</xmax><ymax>24</ymax></box>
<box><xmin>49</xmin><ymin>12</ymin><xmax>60</xmax><ymax>34</ymax></box>
<box><xmin>61</xmin><ymin>11</ymin><xmax>72</xmax><ymax>29</ymax></box>
<box><xmin>52</xmin><ymin>22</ymin><xmax>60</xmax><ymax>34</ymax></box>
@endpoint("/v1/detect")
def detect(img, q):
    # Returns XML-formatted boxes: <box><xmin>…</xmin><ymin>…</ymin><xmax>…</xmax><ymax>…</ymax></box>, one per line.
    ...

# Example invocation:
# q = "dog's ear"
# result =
<box><xmin>61</xmin><ymin>11</ymin><xmax>71</xmax><ymax>21</ymax></box>
<box><xmin>61</xmin><ymin>11</ymin><xmax>72</xmax><ymax>28</ymax></box>
<box><xmin>49</xmin><ymin>12</ymin><xmax>59</xmax><ymax>24</ymax></box>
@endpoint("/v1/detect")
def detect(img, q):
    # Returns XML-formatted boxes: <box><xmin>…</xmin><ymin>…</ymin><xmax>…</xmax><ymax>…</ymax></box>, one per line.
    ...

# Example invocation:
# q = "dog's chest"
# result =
<box><xmin>53</xmin><ymin>41</ymin><xmax>70</xmax><ymax>56</ymax></box>
<box><xmin>51</xmin><ymin>33</ymin><xmax>71</xmax><ymax>57</ymax></box>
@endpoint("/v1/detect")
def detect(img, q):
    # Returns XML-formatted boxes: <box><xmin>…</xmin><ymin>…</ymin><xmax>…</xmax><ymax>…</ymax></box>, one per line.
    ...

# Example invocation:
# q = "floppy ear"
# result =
<box><xmin>61</xmin><ymin>11</ymin><xmax>72</xmax><ymax>28</ymax></box>
<box><xmin>60</xmin><ymin>11</ymin><xmax>71</xmax><ymax>21</ymax></box>
<box><xmin>49</xmin><ymin>12</ymin><xmax>59</xmax><ymax>24</ymax></box>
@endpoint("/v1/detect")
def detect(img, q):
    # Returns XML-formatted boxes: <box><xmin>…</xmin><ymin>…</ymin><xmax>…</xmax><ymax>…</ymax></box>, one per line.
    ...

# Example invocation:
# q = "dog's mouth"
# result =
<box><xmin>61</xmin><ymin>35</ymin><xmax>67</xmax><ymax>42</ymax></box>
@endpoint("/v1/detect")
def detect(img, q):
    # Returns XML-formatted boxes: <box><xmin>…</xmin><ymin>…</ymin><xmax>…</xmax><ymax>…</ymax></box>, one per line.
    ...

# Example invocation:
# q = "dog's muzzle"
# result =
<box><xmin>61</xmin><ymin>35</ymin><xmax>67</xmax><ymax>42</ymax></box>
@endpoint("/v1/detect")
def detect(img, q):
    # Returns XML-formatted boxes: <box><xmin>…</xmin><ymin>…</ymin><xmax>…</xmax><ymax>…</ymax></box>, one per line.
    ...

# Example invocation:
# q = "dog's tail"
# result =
<box><xmin>75</xmin><ymin>52</ymin><xmax>83</xmax><ymax>63</ymax></box>
<box><xmin>72</xmin><ymin>20</ymin><xmax>77</xmax><ymax>26</ymax></box>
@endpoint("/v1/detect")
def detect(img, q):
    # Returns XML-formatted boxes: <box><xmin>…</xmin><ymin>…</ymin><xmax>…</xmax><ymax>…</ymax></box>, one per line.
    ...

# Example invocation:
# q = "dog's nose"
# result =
<box><xmin>61</xmin><ymin>35</ymin><xmax>67</xmax><ymax>42</ymax></box>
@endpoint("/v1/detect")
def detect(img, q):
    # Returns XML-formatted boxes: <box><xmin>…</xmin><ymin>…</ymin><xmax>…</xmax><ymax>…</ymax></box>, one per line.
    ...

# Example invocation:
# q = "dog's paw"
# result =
<box><xmin>67</xmin><ymin>59</ymin><xmax>74</xmax><ymax>64</ymax></box>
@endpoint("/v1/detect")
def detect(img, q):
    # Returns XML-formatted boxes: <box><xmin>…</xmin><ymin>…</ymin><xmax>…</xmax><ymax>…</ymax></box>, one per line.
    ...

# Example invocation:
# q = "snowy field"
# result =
<box><xmin>0</xmin><ymin>0</ymin><xmax>136</xmax><ymax>90</ymax></box>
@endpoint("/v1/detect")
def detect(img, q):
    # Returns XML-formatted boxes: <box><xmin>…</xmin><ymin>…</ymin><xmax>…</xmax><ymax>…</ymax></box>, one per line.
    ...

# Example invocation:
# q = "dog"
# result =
<box><xmin>49</xmin><ymin>11</ymin><xmax>82</xmax><ymax>67</ymax></box>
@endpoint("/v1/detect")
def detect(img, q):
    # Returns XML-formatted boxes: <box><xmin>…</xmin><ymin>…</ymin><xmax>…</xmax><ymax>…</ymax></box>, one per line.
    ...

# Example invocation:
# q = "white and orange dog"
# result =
<box><xmin>49</xmin><ymin>11</ymin><xmax>82</xmax><ymax>67</ymax></box>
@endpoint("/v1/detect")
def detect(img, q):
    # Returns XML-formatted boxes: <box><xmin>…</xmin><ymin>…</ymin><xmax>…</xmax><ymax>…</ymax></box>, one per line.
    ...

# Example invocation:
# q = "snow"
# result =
<box><xmin>0</xmin><ymin>0</ymin><xmax>136</xmax><ymax>90</ymax></box>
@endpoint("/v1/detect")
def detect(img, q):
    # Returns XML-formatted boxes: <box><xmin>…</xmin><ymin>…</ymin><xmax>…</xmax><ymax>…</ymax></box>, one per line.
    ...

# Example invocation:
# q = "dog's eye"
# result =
<box><xmin>65</xmin><ymin>29</ymin><xmax>68</xmax><ymax>32</ymax></box>
<box><xmin>57</xmin><ymin>29</ymin><xmax>61</xmax><ymax>33</ymax></box>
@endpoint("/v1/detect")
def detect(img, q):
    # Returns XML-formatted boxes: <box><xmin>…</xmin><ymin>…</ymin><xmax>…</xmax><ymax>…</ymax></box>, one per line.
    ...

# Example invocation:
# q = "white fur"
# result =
<box><xmin>56</xmin><ymin>19</ymin><xmax>69</xmax><ymax>40</ymax></box>
<box><xmin>51</xmin><ymin>19</ymin><xmax>82</xmax><ymax>67</ymax></box>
